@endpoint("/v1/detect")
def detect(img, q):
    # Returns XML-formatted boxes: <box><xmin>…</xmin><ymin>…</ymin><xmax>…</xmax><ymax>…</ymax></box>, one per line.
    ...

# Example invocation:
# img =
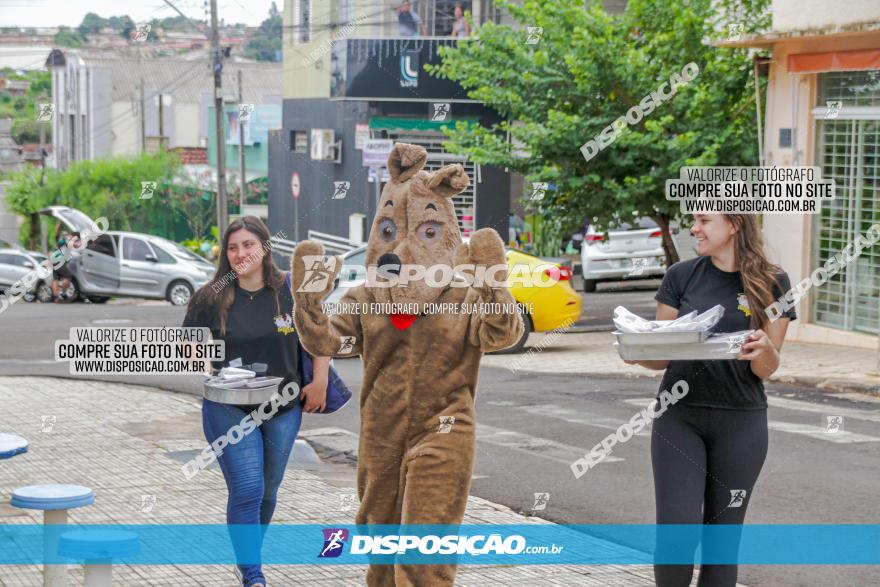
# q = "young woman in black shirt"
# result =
<box><xmin>182</xmin><ymin>216</ymin><xmax>329</xmax><ymax>587</ymax></box>
<box><xmin>626</xmin><ymin>214</ymin><xmax>796</xmax><ymax>587</ymax></box>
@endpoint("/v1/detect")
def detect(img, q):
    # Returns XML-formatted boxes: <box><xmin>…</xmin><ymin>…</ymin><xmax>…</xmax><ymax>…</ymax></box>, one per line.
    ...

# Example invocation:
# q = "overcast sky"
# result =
<box><xmin>0</xmin><ymin>0</ymin><xmax>277</xmax><ymax>28</ymax></box>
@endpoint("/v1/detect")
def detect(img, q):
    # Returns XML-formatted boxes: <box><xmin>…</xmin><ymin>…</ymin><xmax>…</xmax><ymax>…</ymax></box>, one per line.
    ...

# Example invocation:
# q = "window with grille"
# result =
<box><xmin>290</xmin><ymin>130</ymin><xmax>308</xmax><ymax>153</ymax></box>
<box><xmin>293</xmin><ymin>0</ymin><xmax>311</xmax><ymax>44</ymax></box>
<box><xmin>818</xmin><ymin>71</ymin><xmax>880</xmax><ymax>107</ymax></box>
<box><xmin>812</xmin><ymin>89</ymin><xmax>880</xmax><ymax>334</ymax></box>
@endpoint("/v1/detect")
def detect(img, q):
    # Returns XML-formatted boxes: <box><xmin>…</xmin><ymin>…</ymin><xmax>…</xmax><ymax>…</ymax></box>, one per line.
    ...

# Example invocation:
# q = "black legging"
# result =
<box><xmin>651</xmin><ymin>402</ymin><xmax>768</xmax><ymax>587</ymax></box>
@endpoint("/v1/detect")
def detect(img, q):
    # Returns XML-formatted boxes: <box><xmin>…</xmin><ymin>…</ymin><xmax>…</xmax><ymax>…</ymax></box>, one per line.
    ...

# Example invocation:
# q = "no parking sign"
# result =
<box><xmin>291</xmin><ymin>172</ymin><xmax>301</xmax><ymax>199</ymax></box>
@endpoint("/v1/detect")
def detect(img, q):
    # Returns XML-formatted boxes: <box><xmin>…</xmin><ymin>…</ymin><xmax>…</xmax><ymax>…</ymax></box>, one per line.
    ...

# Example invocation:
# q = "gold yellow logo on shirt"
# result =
<box><xmin>274</xmin><ymin>313</ymin><xmax>296</xmax><ymax>335</ymax></box>
<box><xmin>737</xmin><ymin>293</ymin><xmax>751</xmax><ymax>317</ymax></box>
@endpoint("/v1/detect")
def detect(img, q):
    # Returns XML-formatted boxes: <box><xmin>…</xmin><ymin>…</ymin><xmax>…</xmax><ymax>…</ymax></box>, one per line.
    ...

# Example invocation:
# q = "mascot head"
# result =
<box><xmin>366</xmin><ymin>142</ymin><xmax>470</xmax><ymax>306</ymax></box>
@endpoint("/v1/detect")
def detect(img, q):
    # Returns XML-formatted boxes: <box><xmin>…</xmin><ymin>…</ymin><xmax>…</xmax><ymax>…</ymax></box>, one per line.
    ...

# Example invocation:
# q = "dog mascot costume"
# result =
<box><xmin>290</xmin><ymin>142</ymin><xmax>523</xmax><ymax>586</ymax></box>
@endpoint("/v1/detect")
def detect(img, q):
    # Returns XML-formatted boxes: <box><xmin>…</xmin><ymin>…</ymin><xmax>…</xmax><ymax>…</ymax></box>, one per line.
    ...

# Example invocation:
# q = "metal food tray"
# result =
<box><xmin>615</xmin><ymin>331</ymin><xmax>752</xmax><ymax>361</ymax></box>
<box><xmin>203</xmin><ymin>376</ymin><xmax>285</xmax><ymax>405</ymax></box>
<box><xmin>613</xmin><ymin>330</ymin><xmax>709</xmax><ymax>345</ymax></box>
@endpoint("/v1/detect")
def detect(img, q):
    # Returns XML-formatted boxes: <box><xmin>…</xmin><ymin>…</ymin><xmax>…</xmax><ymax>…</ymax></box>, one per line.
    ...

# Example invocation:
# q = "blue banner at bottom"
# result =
<box><xmin>0</xmin><ymin>524</ymin><xmax>877</xmax><ymax>565</ymax></box>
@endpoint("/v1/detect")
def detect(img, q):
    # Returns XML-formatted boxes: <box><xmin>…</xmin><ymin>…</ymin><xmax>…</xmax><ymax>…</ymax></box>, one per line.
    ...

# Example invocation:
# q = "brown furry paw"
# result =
<box><xmin>291</xmin><ymin>241</ymin><xmax>342</xmax><ymax>300</ymax></box>
<box><xmin>460</xmin><ymin>228</ymin><xmax>506</xmax><ymax>268</ymax></box>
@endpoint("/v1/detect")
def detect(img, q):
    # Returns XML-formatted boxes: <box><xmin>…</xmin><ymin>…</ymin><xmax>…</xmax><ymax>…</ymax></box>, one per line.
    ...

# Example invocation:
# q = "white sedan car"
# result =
<box><xmin>579</xmin><ymin>217</ymin><xmax>666</xmax><ymax>292</ymax></box>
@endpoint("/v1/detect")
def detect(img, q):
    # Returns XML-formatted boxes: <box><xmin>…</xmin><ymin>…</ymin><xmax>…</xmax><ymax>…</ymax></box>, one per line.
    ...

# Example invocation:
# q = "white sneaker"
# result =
<box><xmin>233</xmin><ymin>566</ymin><xmax>243</xmax><ymax>585</ymax></box>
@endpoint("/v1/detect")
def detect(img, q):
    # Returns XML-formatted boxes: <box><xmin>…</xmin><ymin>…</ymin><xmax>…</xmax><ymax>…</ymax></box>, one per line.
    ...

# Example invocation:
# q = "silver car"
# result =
<box><xmin>0</xmin><ymin>248</ymin><xmax>53</xmax><ymax>303</ymax></box>
<box><xmin>41</xmin><ymin>206</ymin><xmax>214</xmax><ymax>306</ymax></box>
<box><xmin>579</xmin><ymin>217</ymin><xmax>666</xmax><ymax>292</ymax></box>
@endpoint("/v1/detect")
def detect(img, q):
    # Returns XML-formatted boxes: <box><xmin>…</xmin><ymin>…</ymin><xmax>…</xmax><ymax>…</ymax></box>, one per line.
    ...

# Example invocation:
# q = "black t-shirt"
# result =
<box><xmin>182</xmin><ymin>278</ymin><xmax>302</xmax><ymax>407</ymax></box>
<box><xmin>654</xmin><ymin>256</ymin><xmax>796</xmax><ymax>409</ymax></box>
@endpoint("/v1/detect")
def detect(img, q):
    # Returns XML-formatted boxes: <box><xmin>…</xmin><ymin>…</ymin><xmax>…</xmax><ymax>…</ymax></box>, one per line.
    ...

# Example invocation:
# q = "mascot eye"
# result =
<box><xmin>379</xmin><ymin>218</ymin><xmax>397</xmax><ymax>242</ymax></box>
<box><xmin>417</xmin><ymin>221</ymin><xmax>443</xmax><ymax>244</ymax></box>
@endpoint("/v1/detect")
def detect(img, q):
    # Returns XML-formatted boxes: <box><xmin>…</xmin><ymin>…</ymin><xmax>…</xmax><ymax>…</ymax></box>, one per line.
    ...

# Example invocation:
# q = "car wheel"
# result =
<box><xmin>491</xmin><ymin>308</ymin><xmax>533</xmax><ymax>355</ymax></box>
<box><xmin>64</xmin><ymin>280</ymin><xmax>80</xmax><ymax>302</ymax></box>
<box><xmin>87</xmin><ymin>296</ymin><xmax>110</xmax><ymax>304</ymax></box>
<box><xmin>582</xmin><ymin>279</ymin><xmax>597</xmax><ymax>293</ymax></box>
<box><xmin>37</xmin><ymin>283</ymin><xmax>54</xmax><ymax>303</ymax></box>
<box><xmin>167</xmin><ymin>280</ymin><xmax>194</xmax><ymax>306</ymax></box>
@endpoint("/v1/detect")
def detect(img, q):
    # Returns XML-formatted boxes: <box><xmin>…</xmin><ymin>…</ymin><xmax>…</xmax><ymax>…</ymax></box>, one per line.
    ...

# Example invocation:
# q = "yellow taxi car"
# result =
<box><xmin>326</xmin><ymin>245</ymin><xmax>582</xmax><ymax>353</ymax></box>
<box><xmin>500</xmin><ymin>248</ymin><xmax>582</xmax><ymax>353</ymax></box>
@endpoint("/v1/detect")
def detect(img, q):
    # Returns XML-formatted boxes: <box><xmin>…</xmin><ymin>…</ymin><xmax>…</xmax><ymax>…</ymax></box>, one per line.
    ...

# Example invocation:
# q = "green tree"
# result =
<box><xmin>0</xmin><ymin>69</ymin><xmax>52</xmax><ymax>145</ymax></box>
<box><xmin>4</xmin><ymin>152</ymin><xmax>185</xmax><ymax>247</ymax></box>
<box><xmin>117</xmin><ymin>16</ymin><xmax>137</xmax><ymax>40</ymax></box>
<box><xmin>54</xmin><ymin>26</ymin><xmax>86</xmax><ymax>47</ymax></box>
<box><xmin>166</xmin><ymin>187</ymin><xmax>216</xmax><ymax>247</ymax></box>
<box><xmin>78</xmin><ymin>12</ymin><xmax>106</xmax><ymax>36</ymax></box>
<box><xmin>243</xmin><ymin>2</ymin><xmax>282</xmax><ymax>62</ymax></box>
<box><xmin>429</xmin><ymin>0</ymin><xmax>770</xmax><ymax>263</ymax></box>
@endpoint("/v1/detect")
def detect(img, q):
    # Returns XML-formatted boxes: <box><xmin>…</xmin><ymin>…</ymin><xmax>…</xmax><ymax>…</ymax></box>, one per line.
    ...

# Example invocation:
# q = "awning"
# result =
<box><xmin>369</xmin><ymin>117</ymin><xmax>478</xmax><ymax>132</ymax></box>
<box><xmin>788</xmin><ymin>48</ymin><xmax>880</xmax><ymax>73</ymax></box>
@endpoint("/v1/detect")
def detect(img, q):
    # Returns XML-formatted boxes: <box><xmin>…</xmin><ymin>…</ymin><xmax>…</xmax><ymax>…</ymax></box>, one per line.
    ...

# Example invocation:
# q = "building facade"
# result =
<box><xmin>728</xmin><ymin>0</ymin><xmax>880</xmax><ymax>348</ymax></box>
<box><xmin>269</xmin><ymin>0</ymin><xmax>520</xmax><ymax>247</ymax></box>
<box><xmin>44</xmin><ymin>49</ymin><xmax>282</xmax><ymax>172</ymax></box>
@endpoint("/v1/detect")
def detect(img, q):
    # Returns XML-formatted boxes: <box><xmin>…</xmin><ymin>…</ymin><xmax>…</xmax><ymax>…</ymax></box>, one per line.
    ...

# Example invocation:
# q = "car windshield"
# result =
<box><xmin>612</xmin><ymin>217</ymin><xmax>658</xmax><ymax>231</ymax></box>
<box><xmin>165</xmin><ymin>240</ymin><xmax>208</xmax><ymax>263</ymax></box>
<box><xmin>589</xmin><ymin>217</ymin><xmax>658</xmax><ymax>232</ymax></box>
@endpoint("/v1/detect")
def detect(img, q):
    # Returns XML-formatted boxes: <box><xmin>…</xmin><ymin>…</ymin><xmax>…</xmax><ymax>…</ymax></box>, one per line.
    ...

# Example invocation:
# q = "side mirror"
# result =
<box><xmin>144</xmin><ymin>254</ymin><xmax>159</xmax><ymax>263</ymax></box>
<box><xmin>22</xmin><ymin>261</ymin><xmax>35</xmax><ymax>269</ymax></box>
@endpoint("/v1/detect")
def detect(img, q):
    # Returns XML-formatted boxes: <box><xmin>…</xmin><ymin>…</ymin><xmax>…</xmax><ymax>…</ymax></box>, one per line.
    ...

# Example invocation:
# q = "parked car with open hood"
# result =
<box><xmin>39</xmin><ymin>206</ymin><xmax>214</xmax><ymax>305</ymax></box>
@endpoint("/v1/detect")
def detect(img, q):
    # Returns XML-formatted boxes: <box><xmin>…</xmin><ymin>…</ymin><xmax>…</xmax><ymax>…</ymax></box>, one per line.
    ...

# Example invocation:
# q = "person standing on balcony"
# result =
<box><xmin>450</xmin><ymin>3</ymin><xmax>471</xmax><ymax>37</ymax></box>
<box><xmin>393</xmin><ymin>0</ymin><xmax>428</xmax><ymax>37</ymax></box>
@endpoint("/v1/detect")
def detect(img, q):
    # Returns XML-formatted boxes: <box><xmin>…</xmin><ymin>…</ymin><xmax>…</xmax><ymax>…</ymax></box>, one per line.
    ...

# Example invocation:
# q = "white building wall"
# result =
<box><xmin>173</xmin><ymin>102</ymin><xmax>201</xmax><ymax>148</ymax></box>
<box><xmin>110</xmin><ymin>102</ymin><xmax>139</xmax><ymax>156</ymax></box>
<box><xmin>759</xmin><ymin>30</ymin><xmax>880</xmax><ymax>348</ymax></box>
<box><xmin>772</xmin><ymin>0</ymin><xmax>880</xmax><ymax>32</ymax></box>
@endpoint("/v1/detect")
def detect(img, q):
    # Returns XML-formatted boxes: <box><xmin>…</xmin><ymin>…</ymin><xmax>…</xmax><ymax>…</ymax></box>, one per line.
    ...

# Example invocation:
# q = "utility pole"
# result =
<box><xmin>211</xmin><ymin>0</ymin><xmax>228</xmax><ymax>237</ymax></box>
<box><xmin>139</xmin><ymin>78</ymin><xmax>146</xmax><ymax>152</ymax></box>
<box><xmin>237</xmin><ymin>68</ymin><xmax>246</xmax><ymax>211</ymax></box>
<box><xmin>157</xmin><ymin>93</ymin><xmax>164</xmax><ymax>150</ymax></box>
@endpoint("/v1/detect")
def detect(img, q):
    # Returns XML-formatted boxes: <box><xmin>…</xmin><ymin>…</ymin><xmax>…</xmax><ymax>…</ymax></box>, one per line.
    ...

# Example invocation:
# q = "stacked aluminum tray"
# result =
<box><xmin>203</xmin><ymin>376</ymin><xmax>286</xmax><ymax>405</ymax></box>
<box><xmin>614</xmin><ymin>330</ymin><xmax>753</xmax><ymax>361</ymax></box>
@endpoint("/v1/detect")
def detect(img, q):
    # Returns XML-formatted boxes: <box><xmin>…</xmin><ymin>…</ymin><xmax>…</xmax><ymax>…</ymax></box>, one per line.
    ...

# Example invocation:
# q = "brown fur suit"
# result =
<box><xmin>290</xmin><ymin>142</ymin><xmax>523</xmax><ymax>586</ymax></box>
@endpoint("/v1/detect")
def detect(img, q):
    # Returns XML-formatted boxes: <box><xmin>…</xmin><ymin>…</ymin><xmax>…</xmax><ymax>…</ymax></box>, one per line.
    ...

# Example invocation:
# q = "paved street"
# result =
<box><xmin>573</xmin><ymin>276</ymin><xmax>662</xmax><ymax>330</ymax></box>
<box><xmin>1</xmin><ymin>295</ymin><xmax>879</xmax><ymax>585</ymax></box>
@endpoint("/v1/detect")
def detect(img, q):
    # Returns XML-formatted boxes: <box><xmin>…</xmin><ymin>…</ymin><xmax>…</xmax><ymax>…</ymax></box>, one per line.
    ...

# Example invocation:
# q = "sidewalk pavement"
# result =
<box><xmin>0</xmin><ymin>376</ymin><xmax>724</xmax><ymax>587</ymax></box>
<box><xmin>484</xmin><ymin>331</ymin><xmax>880</xmax><ymax>397</ymax></box>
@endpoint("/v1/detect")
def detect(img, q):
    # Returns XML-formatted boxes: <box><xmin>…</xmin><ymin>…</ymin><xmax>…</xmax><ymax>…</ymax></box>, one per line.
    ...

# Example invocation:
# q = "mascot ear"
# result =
<box><xmin>387</xmin><ymin>142</ymin><xmax>428</xmax><ymax>183</ymax></box>
<box><xmin>427</xmin><ymin>164</ymin><xmax>470</xmax><ymax>198</ymax></box>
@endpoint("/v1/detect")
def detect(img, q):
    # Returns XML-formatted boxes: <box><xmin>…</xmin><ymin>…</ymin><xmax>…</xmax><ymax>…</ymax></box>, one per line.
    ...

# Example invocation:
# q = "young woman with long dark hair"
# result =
<box><xmin>625</xmin><ymin>214</ymin><xmax>796</xmax><ymax>587</ymax></box>
<box><xmin>182</xmin><ymin>216</ymin><xmax>330</xmax><ymax>587</ymax></box>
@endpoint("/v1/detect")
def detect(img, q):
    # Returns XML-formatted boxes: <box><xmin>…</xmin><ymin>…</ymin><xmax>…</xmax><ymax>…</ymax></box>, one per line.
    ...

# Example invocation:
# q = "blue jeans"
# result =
<box><xmin>202</xmin><ymin>399</ymin><xmax>303</xmax><ymax>586</ymax></box>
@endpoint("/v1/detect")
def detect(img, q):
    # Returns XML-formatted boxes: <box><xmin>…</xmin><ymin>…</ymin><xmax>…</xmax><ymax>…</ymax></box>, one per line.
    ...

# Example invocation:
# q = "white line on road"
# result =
<box><xmin>477</xmin><ymin>424</ymin><xmax>624</xmax><ymax>466</ymax></box>
<box><xmin>486</xmin><ymin>400</ymin><xmax>650</xmax><ymax>435</ymax></box>
<box><xmin>300</xmin><ymin>425</ymin><xmax>626</xmax><ymax>467</ymax></box>
<box><xmin>767</xmin><ymin>422</ymin><xmax>880</xmax><ymax>443</ymax></box>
